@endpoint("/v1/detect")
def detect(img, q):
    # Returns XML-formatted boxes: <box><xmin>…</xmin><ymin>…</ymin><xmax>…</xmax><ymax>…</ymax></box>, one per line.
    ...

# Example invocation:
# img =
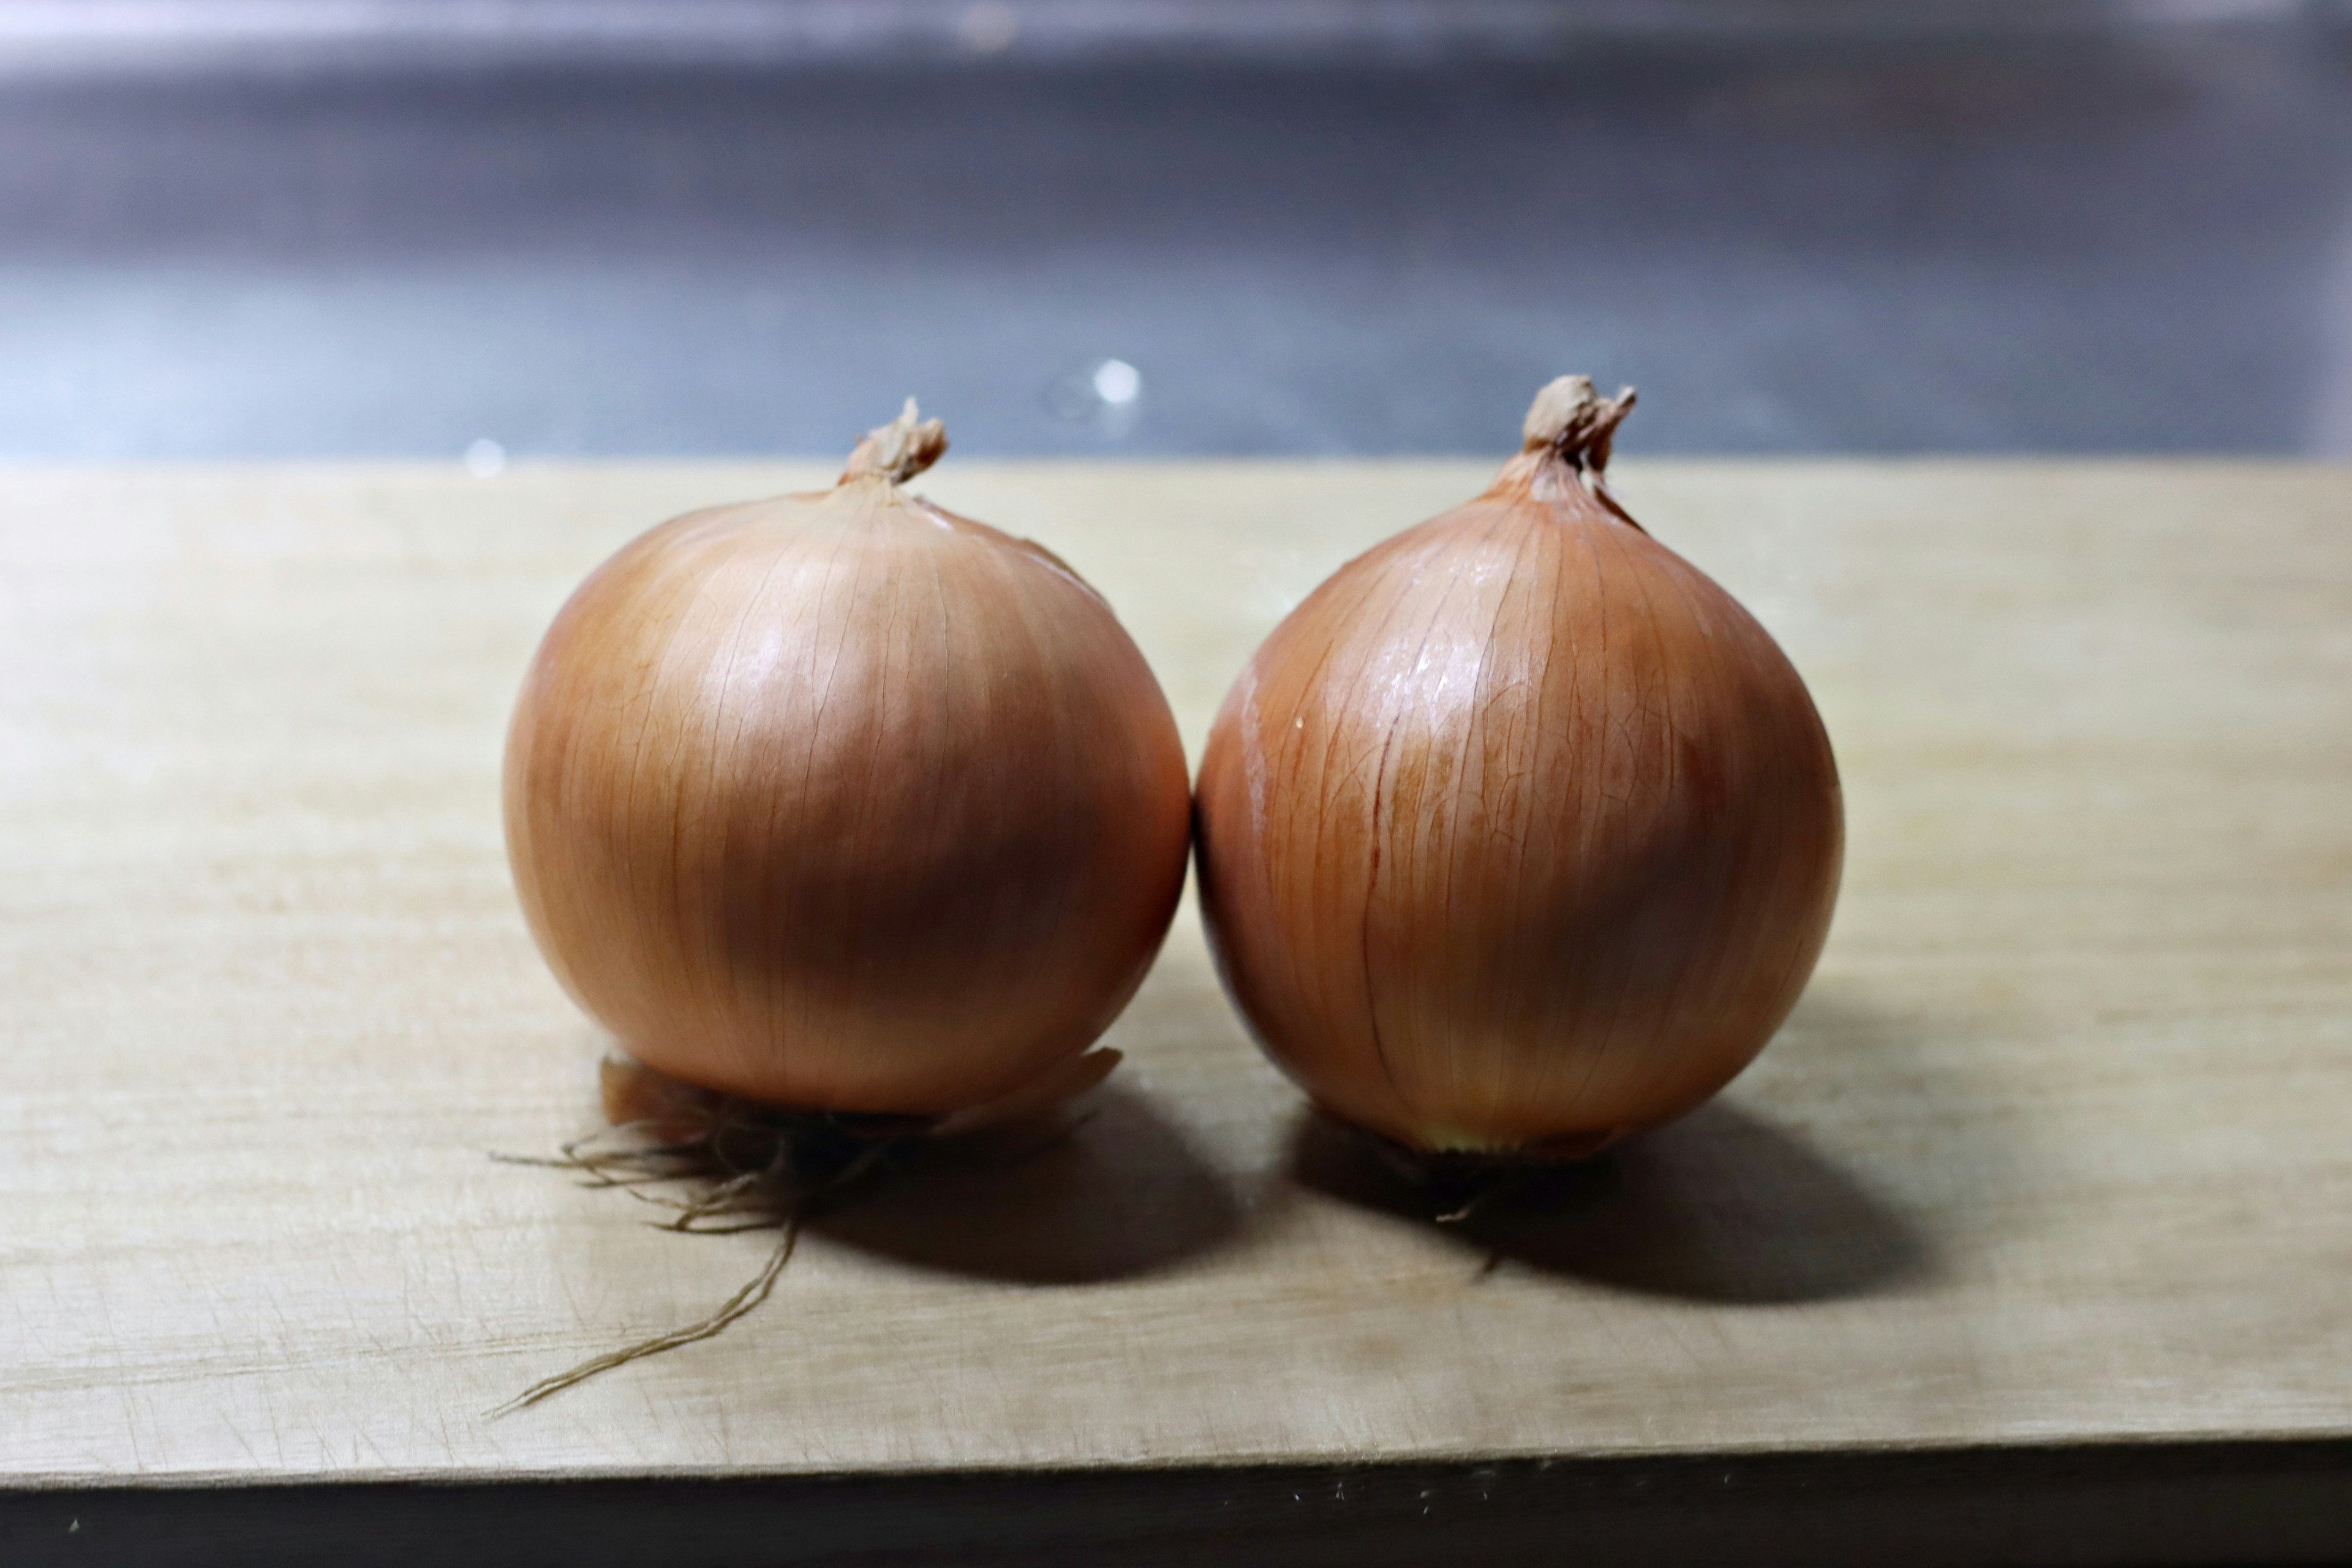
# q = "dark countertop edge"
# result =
<box><xmin>6</xmin><ymin>1436</ymin><xmax>2350</xmax><ymax>1567</ymax></box>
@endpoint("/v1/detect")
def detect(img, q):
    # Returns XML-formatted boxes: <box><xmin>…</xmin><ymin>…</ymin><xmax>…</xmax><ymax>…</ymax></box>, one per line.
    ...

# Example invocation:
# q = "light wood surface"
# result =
<box><xmin>2</xmin><ymin>459</ymin><xmax>2348</xmax><ymax>1491</ymax></box>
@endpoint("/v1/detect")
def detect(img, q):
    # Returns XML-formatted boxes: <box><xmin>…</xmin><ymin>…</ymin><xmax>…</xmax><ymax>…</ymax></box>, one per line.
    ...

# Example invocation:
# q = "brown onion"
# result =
<box><xmin>1194</xmin><ymin>377</ymin><xmax>1842</xmax><ymax>1159</ymax></box>
<box><xmin>504</xmin><ymin>401</ymin><xmax>1191</xmax><ymax>1118</ymax></box>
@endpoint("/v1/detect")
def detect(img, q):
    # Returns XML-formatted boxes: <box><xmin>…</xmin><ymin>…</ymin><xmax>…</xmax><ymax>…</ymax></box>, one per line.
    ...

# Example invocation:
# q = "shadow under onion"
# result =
<box><xmin>806</xmin><ymin>1084</ymin><xmax>1243</xmax><ymax>1285</ymax></box>
<box><xmin>1285</xmin><ymin>1098</ymin><xmax>1933</xmax><ymax>1305</ymax></box>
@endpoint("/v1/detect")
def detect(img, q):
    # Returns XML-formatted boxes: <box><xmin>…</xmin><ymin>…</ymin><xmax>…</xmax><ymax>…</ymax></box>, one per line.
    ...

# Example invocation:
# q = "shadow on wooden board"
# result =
<box><xmin>6</xmin><ymin>1441</ymin><xmax>2348</xmax><ymax>1568</ymax></box>
<box><xmin>1279</xmin><ymin>982</ymin><xmax>1953</xmax><ymax>1305</ymax></box>
<box><xmin>1286</xmin><ymin>1096</ymin><xmax>1932</xmax><ymax>1303</ymax></box>
<box><xmin>807</xmin><ymin>1084</ymin><xmax>1245</xmax><ymax>1283</ymax></box>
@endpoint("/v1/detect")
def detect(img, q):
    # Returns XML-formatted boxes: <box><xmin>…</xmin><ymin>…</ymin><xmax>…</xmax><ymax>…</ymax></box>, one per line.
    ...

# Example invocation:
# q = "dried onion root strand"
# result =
<box><xmin>496</xmin><ymin>398</ymin><xmax>1185</xmax><ymax>1406</ymax></box>
<box><xmin>1194</xmin><ymin>376</ymin><xmax>1843</xmax><ymax>1173</ymax></box>
<box><xmin>489</xmin><ymin>1050</ymin><xmax>1118</xmax><ymax>1415</ymax></box>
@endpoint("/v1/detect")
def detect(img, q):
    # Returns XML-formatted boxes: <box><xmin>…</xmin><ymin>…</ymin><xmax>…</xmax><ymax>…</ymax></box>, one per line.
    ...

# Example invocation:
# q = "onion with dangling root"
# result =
<box><xmin>496</xmin><ymin>401</ymin><xmax>1191</xmax><ymax>1406</ymax></box>
<box><xmin>1193</xmin><ymin>377</ymin><xmax>1842</xmax><ymax>1195</ymax></box>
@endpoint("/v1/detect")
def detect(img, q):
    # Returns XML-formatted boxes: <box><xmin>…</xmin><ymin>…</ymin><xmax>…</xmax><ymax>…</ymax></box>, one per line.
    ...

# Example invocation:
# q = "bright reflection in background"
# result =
<box><xmin>1091</xmin><ymin>358</ymin><xmax>1141</xmax><ymax>407</ymax></box>
<box><xmin>1046</xmin><ymin>357</ymin><xmax>1144</xmax><ymax>434</ymax></box>
<box><xmin>956</xmin><ymin>2</ymin><xmax>1020</xmax><ymax>56</ymax></box>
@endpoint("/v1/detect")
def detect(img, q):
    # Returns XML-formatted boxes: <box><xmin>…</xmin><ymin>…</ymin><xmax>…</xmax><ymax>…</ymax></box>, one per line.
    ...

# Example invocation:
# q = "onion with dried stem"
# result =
<box><xmin>496</xmin><ymin>401</ymin><xmax>1189</xmax><ymax>1404</ymax></box>
<box><xmin>506</xmin><ymin>399</ymin><xmax>1189</xmax><ymax>1121</ymax></box>
<box><xmin>1194</xmin><ymin>377</ymin><xmax>1842</xmax><ymax>1170</ymax></box>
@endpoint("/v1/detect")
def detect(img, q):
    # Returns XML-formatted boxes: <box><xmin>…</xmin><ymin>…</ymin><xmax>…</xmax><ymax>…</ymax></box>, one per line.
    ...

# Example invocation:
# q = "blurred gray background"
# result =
<box><xmin>2</xmin><ymin>0</ymin><xmax>2350</xmax><ymax>459</ymax></box>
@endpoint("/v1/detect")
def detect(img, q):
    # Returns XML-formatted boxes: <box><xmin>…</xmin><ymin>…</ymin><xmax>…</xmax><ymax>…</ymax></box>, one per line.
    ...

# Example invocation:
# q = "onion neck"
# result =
<box><xmin>1490</xmin><ymin>375</ymin><xmax>1641</xmax><ymax>529</ymax></box>
<box><xmin>840</xmin><ymin>398</ymin><xmax>949</xmax><ymax>486</ymax></box>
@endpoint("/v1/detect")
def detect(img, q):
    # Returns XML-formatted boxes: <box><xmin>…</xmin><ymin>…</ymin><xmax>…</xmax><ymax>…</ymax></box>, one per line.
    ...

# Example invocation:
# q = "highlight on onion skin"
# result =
<box><xmin>1193</xmin><ymin>377</ymin><xmax>1843</xmax><ymax>1161</ymax></box>
<box><xmin>504</xmin><ymin>401</ymin><xmax>1192</xmax><ymax>1120</ymax></box>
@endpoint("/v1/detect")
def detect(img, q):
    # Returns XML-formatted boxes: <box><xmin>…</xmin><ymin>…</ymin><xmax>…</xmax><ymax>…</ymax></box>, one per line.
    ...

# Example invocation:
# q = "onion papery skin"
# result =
<box><xmin>505</xmin><ymin>423</ymin><xmax>1191</xmax><ymax>1117</ymax></box>
<box><xmin>1193</xmin><ymin>380</ymin><xmax>1842</xmax><ymax>1157</ymax></box>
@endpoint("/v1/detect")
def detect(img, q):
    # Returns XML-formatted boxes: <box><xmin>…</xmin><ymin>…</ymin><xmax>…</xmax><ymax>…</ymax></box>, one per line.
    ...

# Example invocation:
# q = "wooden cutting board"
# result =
<box><xmin>2</xmin><ymin>461</ymin><xmax>2348</xmax><ymax>1565</ymax></box>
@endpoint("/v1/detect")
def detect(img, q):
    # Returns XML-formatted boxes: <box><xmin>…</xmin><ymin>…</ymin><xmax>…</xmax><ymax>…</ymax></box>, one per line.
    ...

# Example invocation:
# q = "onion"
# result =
<box><xmin>1193</xmin><ymin>377</ymin><xmax>1842</xmax><ymax>1161</ymax></box>
<box><xmin>503</xmin><ymin>401</ymin><xmax>1191</xmax><ymax>1123</ymax></box>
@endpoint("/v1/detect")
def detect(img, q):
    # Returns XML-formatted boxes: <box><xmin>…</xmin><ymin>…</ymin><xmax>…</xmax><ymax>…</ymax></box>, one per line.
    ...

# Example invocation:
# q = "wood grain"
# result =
<box><xmin>1</xmin><ymin>461</ymin><xmax>2347</xmax><ymax>1515</ymax></box>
